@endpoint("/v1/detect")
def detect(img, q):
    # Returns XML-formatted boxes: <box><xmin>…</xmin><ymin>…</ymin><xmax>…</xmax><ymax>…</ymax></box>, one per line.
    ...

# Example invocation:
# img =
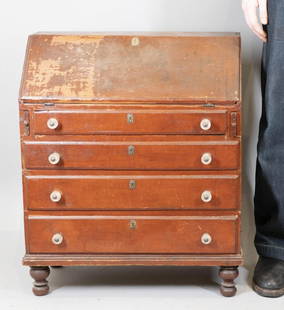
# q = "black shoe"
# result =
<box><xmin>252</xmin><ymin>255</ymin><xmax>284</xmax><ymax>298</ymax></box>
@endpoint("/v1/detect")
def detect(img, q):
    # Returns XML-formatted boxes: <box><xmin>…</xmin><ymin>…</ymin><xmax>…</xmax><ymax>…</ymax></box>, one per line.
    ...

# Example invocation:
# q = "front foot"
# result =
<box><xmin>30</xmin><ymin>266</ymin><xmax>50</xmax><ymax>296</ymax></box>
<box><xmin>219</xmin><ymin>266</ymin><xmax>239</xmax><ymax>297</ymax></box>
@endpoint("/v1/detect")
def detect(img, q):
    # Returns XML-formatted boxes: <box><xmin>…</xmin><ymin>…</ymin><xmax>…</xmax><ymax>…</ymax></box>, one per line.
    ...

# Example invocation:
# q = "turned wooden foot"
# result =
<box><xmin>30</xmin><ymin>266</ymin><xmax>50</xmax><ymax>296</ymax></box>
<box><xmin>219</xmin><ymin>266</ymin><xmax>239</xmax><ymax>297</ymax></box>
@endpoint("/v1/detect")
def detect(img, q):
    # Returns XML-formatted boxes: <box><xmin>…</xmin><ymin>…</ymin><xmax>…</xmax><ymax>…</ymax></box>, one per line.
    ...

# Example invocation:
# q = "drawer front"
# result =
<box><xmin>24</xmin><ymin>174</ymin><xmax>240</xmax><ymax>211</ymax></box>
<box><xmin>23</xmin><ymin>141</ymin><xmax>240</xmax><ymax>170</ymax></box>
<box><xmin>33</xmin><ymin>110</ymin><xmax>227</xmax><ymax>135</ymax></box>
<box><xmin>27</xmin><ymin>216</ymin><xmax>239</xmax><ymax>254</ymax></box>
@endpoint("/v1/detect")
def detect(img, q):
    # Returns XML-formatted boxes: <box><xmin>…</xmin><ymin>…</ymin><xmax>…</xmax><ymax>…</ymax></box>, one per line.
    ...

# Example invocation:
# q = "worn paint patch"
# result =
<box><xmin>24</xmin><ymin>36</ymin><xmax>103</xmax><ymax>98</ymax></box>
<box><xmin>20</xmin><ymin>33</ymin><xmax>240</xmax><ymax>103</ymax></box>
<box><xmin>50</xmin><ymin>35</ymin><xmax>104</xmax><ymax>46</ymax></box>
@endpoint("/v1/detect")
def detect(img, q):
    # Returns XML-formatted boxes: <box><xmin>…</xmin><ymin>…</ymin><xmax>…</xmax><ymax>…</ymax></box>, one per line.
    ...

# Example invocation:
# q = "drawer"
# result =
<box><xmin>23</xmin><ymin>140</ymin><xmax>240</xmax><ymax>170</ymax></box>
<box><xmin>27</xmin><ymin>215</ymin><xmax>239</xmax><ymax>254</ymax></box>
<box><xmin>33</xmin><ymin>110</ymin><xmax>227</xmax><ymax>135</ymax></box>
<box><xmin>24</xmin><ymin>174</ymin><xmax>240</xmax><ymax>211</ymax></box>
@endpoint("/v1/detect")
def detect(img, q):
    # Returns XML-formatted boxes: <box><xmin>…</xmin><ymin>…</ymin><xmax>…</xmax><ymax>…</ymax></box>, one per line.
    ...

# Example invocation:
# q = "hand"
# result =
<box><xmin>242</xmin><ymin>0</ymin><xmax>268</xmax><ymax>42</ymax></box>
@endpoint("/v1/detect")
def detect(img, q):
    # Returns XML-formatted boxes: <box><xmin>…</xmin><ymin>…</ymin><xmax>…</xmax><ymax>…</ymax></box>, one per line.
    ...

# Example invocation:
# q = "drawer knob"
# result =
<box><xmin>201</xmin><ymin>233</ymin><xmax>212</xmax><ymax>245</ymax></box>
<box><xmin>48</xmin><ymin>152</ymin><xmax>61</xmax><ymax>165</ymax></box>
<box><xmin>47</xmin><ymin>118</ymin><xmax>59</xmax><ymax>130</ymax></box>
<box><xmin>200</xmin><ymin>118</ymin><xmax>211</xmax><ymax>130</ymax></box>
<box><xmin>50</xmin><ymin>190</ymin><xmax>62</xmax><ymax>202</ymax></box>
<box><xmin>201</xmin><ymin>152</ymin><xmax>212</xmax><ymax>165</ymax></box>
<box><xmin>201</xmin><ymin>190</ymin><xmax>212</xmax><ymax>202</ymax></box>
<box><xmin>52</xmin><ymin>233</ymin><xmax>63</xmax><ymax>245</ymax></box>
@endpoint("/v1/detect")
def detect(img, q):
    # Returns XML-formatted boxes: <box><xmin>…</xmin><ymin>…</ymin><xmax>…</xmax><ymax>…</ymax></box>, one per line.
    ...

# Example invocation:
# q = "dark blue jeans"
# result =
<box><xmin>254</xmin><ymin>0</ymin><xmax>284</xmax><ymax>260</ymax></box>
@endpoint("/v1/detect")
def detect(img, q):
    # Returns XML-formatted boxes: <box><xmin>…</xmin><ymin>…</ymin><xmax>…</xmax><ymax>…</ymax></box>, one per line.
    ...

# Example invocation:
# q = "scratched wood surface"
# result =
<box><xmin>22</xmin><ymin>140</ymin><xmax>240</xmax><ymax>170</ymax></box>
<box><xmin>23</xmin><ymin>173</ymin><xmax>240</xmax><ymax>211</ymax></box>
<box><xmin>32</xmin><ymin>110</ymin><xmax>228</xmax><ymax>135</ymax></box>
<box><xmin>27</xmin><ymin>216</ymin><xmax>238</xmax><ymax>254</ymax></box>
<box><xmin>19</xmin><ymin>33</ymin><xmax>243</xmax><ymax>293</ymax></box>
<box><xmin>19</xmin><ymin>32</ymin><xmax>240</xmax><ymax>104</ymax></box>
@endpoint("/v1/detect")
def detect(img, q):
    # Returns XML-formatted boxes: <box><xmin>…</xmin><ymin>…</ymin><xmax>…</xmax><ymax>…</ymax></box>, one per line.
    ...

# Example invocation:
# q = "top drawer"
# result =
<box><xmin>33</xmin><ymin>110</ymin><xmax>227</xmax><ymax>135</ymax></box>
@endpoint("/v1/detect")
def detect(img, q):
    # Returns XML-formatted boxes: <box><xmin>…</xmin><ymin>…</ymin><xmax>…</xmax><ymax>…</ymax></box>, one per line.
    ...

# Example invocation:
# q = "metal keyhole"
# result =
<box><xmin>127</xmin><ymin>113</ymin><xmax>134</xmax><ymax>123</ymax></box>
<box><xmin>128</xmin><ymin>145</ymin><xmax>135</xmax><ymax>155</ymax></box>
<box><xmin>129</xmin><ymin>180</ymin><xmax>136</xmax><ymax>189</ymax></box>
<box><xmin>129</xmin><ymin>220</ymin><xmax>137</xmax><ymax>230</ymax></box>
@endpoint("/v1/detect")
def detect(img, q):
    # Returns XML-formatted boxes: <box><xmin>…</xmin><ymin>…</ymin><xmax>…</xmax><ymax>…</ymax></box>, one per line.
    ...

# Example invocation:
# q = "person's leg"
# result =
<box><xmin>253</xmin><ymin>0</ymin><xmax>284</xmax><ymax>297</ymax></box>
<box><xmin>254</xmin><ymin>0</ymin><xmax>284</xmax><ymax>262</ymax></box>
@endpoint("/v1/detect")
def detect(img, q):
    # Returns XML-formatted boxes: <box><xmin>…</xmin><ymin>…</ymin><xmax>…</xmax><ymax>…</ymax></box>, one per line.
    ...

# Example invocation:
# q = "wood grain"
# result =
<box><xmin>19</xmin><ymin>32</ymin><xmax>243</xmax><ymax>296</ymax></box>
<box><xmin>23</xmin><ymin>140</ymin><xmax>240</xmax><ymax>170</ymax></box>
<box><xmin>27</xmin><ymin>215</ymin><xmax>239</xmax><ymax>254</ymax></box>
<box><xmin>33</xmin><ymin>109</ymin><xmax>227</xmax><ymax>135</ymax></box>
<box><xmin>19</xmin><ymin>32</ymin><xmax>240</xmax><ymax>104</ymax></box>
<box><xmin>24</xmin><ymin>173</ymin><xmax>240</xmax><ymax>211</ymax></box>
<box><xmin>23</xmin><ymin>253</ymin><xmax>243</xmax><ymax>266</ymax></box>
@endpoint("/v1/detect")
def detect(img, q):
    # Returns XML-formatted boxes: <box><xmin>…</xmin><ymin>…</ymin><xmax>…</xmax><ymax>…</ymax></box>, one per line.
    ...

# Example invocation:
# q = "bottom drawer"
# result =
<box><xmin>27</xmin><ymin>215</ymin><xmax>239</xmax><ymax>254</ymax></box>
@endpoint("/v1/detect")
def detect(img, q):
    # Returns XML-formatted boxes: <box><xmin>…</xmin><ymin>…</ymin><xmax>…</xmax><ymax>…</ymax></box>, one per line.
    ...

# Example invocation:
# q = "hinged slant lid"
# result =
<box><xmin>19</xmin><ymin>32</ymin><xmax>241</xmax><ymax>104</ymax></box>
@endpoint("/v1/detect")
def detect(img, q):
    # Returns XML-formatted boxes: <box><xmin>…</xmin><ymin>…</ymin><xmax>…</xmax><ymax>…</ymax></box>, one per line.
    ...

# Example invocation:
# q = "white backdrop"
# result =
<box><xmin>0</xmin><ymin>0</ymin><xmax>263</xmax><ymax>267</ymax></box>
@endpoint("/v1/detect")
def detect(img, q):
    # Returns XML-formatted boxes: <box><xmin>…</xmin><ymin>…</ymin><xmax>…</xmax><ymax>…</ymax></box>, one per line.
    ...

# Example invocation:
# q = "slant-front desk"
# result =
<box><xmin>19</xmin><ymin>32</ymin><xmax>242</xmax><ymax>296</ymax></box>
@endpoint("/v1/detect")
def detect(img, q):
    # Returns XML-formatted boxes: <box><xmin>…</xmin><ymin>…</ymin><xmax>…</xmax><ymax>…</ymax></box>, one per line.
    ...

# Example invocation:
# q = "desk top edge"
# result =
<box><xmin>31</xmin><ymin>31</ymin><xmax>241</xmax><ymax>37</ymax></box>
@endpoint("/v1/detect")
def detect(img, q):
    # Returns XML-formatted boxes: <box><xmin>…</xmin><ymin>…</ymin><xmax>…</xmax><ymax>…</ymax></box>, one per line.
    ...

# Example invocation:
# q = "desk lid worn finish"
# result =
<box><xmin>19</xmin><ymin>32</ymin><xmax>240</xmax><ymax>104</ymax></box>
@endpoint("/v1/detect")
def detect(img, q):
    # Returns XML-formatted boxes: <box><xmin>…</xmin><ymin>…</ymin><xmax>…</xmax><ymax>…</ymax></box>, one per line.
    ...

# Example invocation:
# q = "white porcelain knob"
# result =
<box><xmin>48</xmin><ymin>152</ymin><xmax>61</xmax><ymax>165</ymax></box>
<box><xmin>47</xmin><ymin>118</ymin><xmax>59</xmax><ymax>130</ymax></box>
<box><xmin>50</xmin><ymin>190</ymin><xmax>62</xmax><ymax>202</ymax></box>
<box><xmin>52</xmin><ymin>233</ymin><xmax>63</xmax><ymax>245</ymax></box>
<box><xmin>201</xmin><ymin>152</ymin><xmax>212</xmax><ymax>165</ymax></box>
<box><xmin>201</xmin><ymin>190</ymin><xmax>212</xmax><ymax>203</ymax></box>
<box><xmin>200</xmin><ymin>118</ymin><xmax>211</xmax><ymax>131</ymax></box>
<box><xmin>201</xmin><ymin>233</ymin><xmax>212</xmax><ymax>245</ymax></box>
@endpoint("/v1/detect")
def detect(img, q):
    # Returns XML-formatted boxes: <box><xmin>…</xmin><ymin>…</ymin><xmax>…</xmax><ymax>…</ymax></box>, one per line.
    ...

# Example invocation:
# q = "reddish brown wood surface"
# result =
<box><xmin>22</xmin><ymin>140</ymin><xmax>240</xmax><ymax>170</ymax></box>
<box><xmin>30</xmin><ymin>266</ymin><xmax>50</xmax><ymax>296</ymax></box>
<box><xmin>23</xmin><ymin>253</ymin><xmax>244</xmax><ymax>267</ymax></box>
<box><xmin>33</xmin><ymin>110</ymin><xmax>227</xmax><ymax>135</ymax></box>
<box><xmin>27</xmin><ymin>215</ymin><xmax>239</xmax><ymax>254</ymax></box>
<box><xmin>19</xmin><ymin>103</ymin><xmax>242</xmax><ymax>139</ymax></box>
<box><xmin>19</xmin><ymin>32</ymin><xmax>243</xmax><ymax>277</ymax></box>
<box><xmin>219</xmin><ymin>266</ymin><xmax>239</xmax><ymax>297</ymax></box>
<box><xmin>24</xmin><ymin>174</ymin><xmax>240</xmax><ymax>211</ymax></box>
<box><xmin>19</xmin><ymin>32</ymin><xmax>240</xmax><ymax>104</ymax></box>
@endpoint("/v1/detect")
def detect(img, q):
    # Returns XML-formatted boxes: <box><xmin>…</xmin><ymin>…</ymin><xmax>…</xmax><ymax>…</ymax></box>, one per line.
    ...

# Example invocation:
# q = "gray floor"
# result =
<box><xmin>0</xmin><ymin>229</ymin><xmax>283</xmax><ymax>309</ymax></box>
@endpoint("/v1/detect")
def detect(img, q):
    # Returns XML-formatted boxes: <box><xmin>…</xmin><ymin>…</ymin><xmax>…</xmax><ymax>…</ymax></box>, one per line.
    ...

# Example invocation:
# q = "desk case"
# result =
<box><xmin>19</xmin><ymin>32</ymin><xmax>243</xmax><ymax>296</ymax></box>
